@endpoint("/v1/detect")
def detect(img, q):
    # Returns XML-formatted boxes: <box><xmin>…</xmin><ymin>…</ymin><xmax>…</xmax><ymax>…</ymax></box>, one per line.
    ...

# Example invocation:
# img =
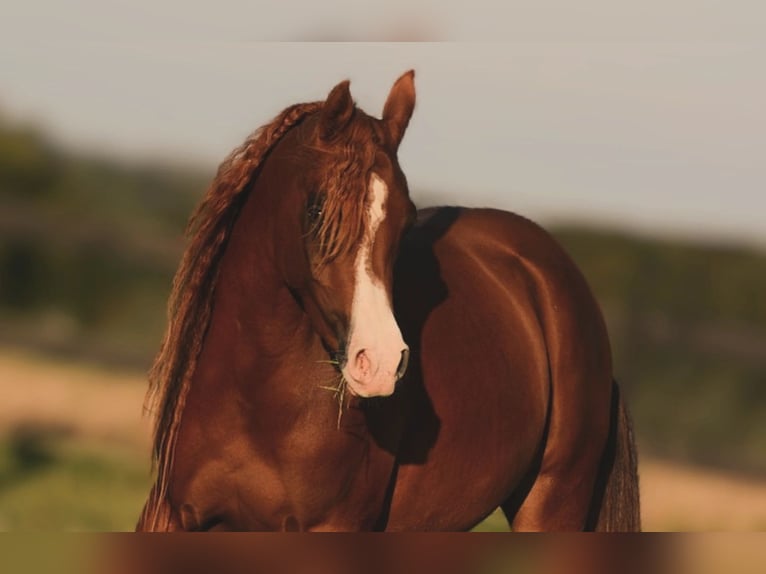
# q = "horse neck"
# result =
<box><xmin>191</xmin><ymin>187</ymin><xmax>325</xmax><ymax>410</ymax></box>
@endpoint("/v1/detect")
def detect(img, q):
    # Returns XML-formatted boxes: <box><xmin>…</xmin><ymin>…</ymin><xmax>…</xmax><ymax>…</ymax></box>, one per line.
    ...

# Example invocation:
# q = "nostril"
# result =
<box><xmin>396</xmin><ymin>347</ymin><xmax>410</xmax><ymax>380</ymax></box>
<box><xmin>354</xmin><ymin>349</ymin><xmax>371</xmax><ymax>377</ymax></box>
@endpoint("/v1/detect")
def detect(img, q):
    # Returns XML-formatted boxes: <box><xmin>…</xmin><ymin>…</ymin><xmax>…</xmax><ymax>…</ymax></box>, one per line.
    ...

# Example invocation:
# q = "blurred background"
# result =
<box><xmin>0</xmin><ymin>28</ymin><xmax>764</xmax><ymax>530</ymax></box>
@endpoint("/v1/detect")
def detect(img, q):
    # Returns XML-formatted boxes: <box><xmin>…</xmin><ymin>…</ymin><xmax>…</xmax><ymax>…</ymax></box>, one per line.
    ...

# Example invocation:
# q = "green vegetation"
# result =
<box><xmin>556</xmin><ymin>228</ymin><xmax>766</xmax><ymax>473</ymax></box>
<box><xmin>472</xmin><ymin>509</ymin><xmax>509</xmax><ymax>532</ymax></box>
<box><xmin>1</xmin><ymin>113</ymin><xmax>764</xmax><ymax>478</ymax></box>
<box><xmin>0</xmin><ymin>428</ymin><xmax>149</xmax><ymax>531</ymax></box>
<box><xmin>0</xmin><ymin>116</ymin><xmax>208</xmax><ymax>366</ymax></box>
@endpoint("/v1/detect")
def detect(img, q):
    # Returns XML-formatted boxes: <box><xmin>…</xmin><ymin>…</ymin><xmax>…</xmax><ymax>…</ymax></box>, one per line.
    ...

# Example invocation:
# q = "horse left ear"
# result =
<box><xmin>319</xmin><ymin>79</ymin><xmax>355</xmax><ymax>140</ymax></box>
<box><xmin>382</xmin><ymin>70</ymin><xmax>416</xmax><ymax>150</ymax></box>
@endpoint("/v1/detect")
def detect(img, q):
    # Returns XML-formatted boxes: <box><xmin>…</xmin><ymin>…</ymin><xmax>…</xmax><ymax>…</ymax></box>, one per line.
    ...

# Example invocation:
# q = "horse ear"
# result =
<box><xmin>382</xmin><ymin>70</ymin><xmax>416</xmax><ymax>150</ymax></box>
<box><xmin>319</xmin><ymin>79</ymin><xmax>354</xmax><ymax>140</ymax></box>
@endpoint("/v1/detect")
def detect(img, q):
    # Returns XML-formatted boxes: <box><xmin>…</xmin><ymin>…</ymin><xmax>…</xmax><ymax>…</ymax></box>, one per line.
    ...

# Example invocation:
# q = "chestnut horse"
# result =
<box><xmin>136</xmin><ymin>71</ymin><xmax>640</xmax><ymax>531</ymax></box>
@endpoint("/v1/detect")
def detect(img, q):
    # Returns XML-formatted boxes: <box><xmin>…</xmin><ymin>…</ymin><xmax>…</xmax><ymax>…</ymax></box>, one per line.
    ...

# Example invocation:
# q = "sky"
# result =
<box><xmin>1</xmin><ymin>3</ymin><xmax>764</xmax><ymax>247</ymax></box>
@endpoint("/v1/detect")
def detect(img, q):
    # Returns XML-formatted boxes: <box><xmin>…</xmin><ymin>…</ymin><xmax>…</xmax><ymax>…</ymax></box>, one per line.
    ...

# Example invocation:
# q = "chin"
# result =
<box><xmin>345</xmin><ymin>379</ymin><xmax>397</xmax><ymax>399</ymax></box>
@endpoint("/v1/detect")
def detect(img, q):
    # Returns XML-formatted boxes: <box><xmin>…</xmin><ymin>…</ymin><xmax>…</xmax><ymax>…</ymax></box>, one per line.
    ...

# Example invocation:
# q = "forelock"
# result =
<box><xmin>310</xmin><ymin>113</ymin><xmax>381</xmax><ymax>266</ymax></box>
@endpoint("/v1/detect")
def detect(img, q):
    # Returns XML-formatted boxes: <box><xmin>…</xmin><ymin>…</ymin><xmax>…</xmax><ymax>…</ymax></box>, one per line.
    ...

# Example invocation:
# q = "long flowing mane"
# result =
<box><xmin>141</xmin><ymin>101</ymin><xmax>323</xmax><ymax>527</ymax></box>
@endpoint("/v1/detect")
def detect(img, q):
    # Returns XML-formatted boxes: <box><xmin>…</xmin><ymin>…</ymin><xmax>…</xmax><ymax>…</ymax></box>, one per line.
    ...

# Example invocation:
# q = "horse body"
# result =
<box><xmin>384</xmin><ymin>207</ymin><xmax>614</xmax><ymax>530</ymax></box>
<box><xmin>137</xmin><ymin>72</ymin><xmax>639</xmax><ymax>532</ymax></box>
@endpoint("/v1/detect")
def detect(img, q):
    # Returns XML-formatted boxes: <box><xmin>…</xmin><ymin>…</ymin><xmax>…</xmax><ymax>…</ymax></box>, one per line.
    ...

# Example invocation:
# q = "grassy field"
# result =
<box><xmin>1</xmin><ymin>347</ymin><xmax>765</xmax><ymax>531</ymax></box>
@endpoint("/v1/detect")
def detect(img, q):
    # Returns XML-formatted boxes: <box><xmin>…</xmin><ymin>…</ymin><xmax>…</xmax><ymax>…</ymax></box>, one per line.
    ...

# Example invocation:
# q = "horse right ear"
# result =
<box><xmin>382</xmin><ymin>70</ymin><xmax>416</xmax><ymax>150</ymax></box>
<box><xmin>319</xmin><ymin>79</ymin><xmax>354</xmax><ymax>140</ymax></box>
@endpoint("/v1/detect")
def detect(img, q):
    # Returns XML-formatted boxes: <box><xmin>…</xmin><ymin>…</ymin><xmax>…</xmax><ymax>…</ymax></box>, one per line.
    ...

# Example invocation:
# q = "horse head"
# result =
<box><xmin>267</xmin><ymin>71</ymin><xmax>417</xmax><ymax>397</ymax></box>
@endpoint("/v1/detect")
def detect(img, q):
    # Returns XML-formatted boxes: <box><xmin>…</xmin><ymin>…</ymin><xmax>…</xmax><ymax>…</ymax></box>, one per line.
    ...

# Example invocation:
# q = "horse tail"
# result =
<box><xmin>591</xmin><ymin>381</ymin><xmax>641</xmax><ymax>531</ymax></box>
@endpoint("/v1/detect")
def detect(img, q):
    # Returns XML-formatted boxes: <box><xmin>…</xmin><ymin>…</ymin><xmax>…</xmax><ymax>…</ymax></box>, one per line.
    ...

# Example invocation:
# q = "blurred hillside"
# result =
<box><xmin>0</xmin><ymin>116</ymin><xmax>208</xmax><ymax>366</ymax></box>
<box><xmin>1</xmin><ymin>115</ymin><xmax>764</xmax><ymax>475</ymax></box>
<box><xmin>556</xmin><ymin>228</ymin><xmax>766</xmax><ymax>473</ymax></box>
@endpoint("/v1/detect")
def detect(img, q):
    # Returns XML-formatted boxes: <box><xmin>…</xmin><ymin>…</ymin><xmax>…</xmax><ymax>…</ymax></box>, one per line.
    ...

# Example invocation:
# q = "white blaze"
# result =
<box><xmin>342</xmin><ymin>173</ymin><xmax>406</xmax><ymax>396</ymax></box>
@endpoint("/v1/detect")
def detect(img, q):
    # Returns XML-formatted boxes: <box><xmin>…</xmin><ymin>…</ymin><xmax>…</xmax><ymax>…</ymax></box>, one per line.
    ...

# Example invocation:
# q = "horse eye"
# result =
<box><xmin>307</xmin><ymin>195</ymin><xmax>324</xmax><ymax>223</ymax></box>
